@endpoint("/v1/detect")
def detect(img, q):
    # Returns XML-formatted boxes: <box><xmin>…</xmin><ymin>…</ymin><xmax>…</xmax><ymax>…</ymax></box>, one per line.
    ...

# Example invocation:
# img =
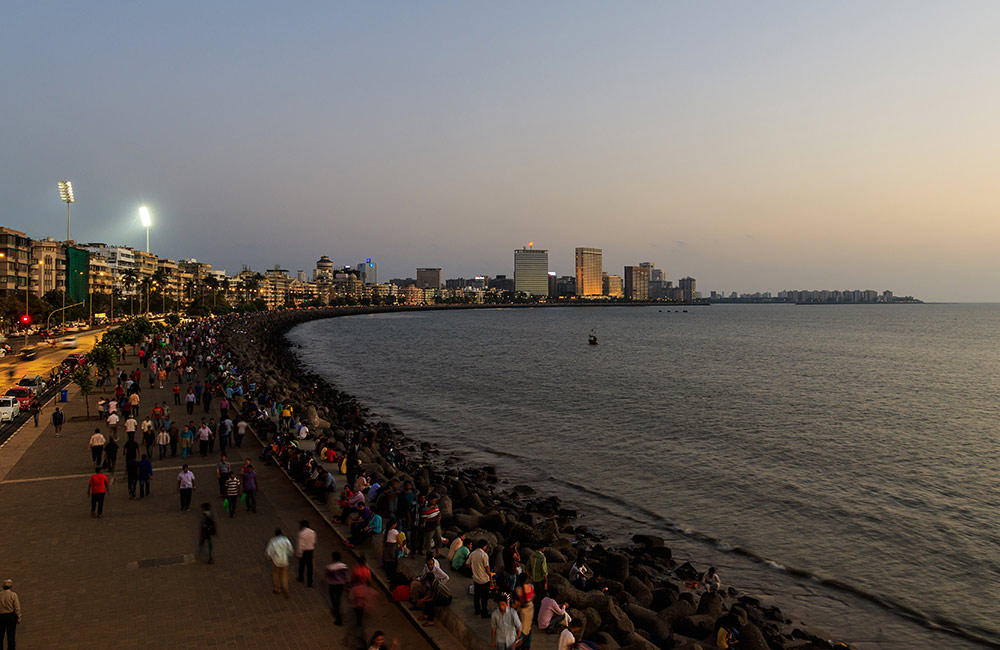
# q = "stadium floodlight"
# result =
<box><xmin>58</xmin><ymin>180</ymin><xmax>75</xmax><ymax>204</ymax></box>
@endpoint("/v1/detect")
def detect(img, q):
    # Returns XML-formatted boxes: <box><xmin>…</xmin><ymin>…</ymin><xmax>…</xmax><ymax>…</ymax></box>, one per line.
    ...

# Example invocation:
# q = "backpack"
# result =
<box><xmin>391</xmin><ymin>584</ymin><xmax>410</xmax><ymax>601</ymax></box>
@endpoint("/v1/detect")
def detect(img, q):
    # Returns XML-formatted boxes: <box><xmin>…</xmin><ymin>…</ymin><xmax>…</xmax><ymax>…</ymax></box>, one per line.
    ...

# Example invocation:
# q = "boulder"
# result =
<box><xmin>437</xmin><ymin>494</ymin><xmax>453</xmax><ymax>518</ymax></box>
<box><xmin>464</xmin><ymin>528</ymin><xmax>499</xmax><ymax>553</ymax></box>
<box><xmin>604</xmin><ymin>551</ymin><xmax>630</xmax><ymax>582</ymax></box>
<box><xmin>737</xmin><ymin>623</ymin><xmax>772</xmax><ymax>650</ymax></box>
<box><xmin>651</xmin><ymin>585</ymin><xmax>679</xmax><ymax>610</ymax></box>
<box><xmin>452</xmin><ymin>513</ymin><xmax>481</xmax><ymax>531</ymax></box>
<box><xmin>674</xmin><ymin>562</ymin><xmax>699</xmax><ymax>581</ymax></box>
<box><xmin>507</xmin><ymin>521</ymin><xmax>534</xmax><ymax>544</ymax></box>
<box><xmin>479</xmin><ymin>510</ymin><xmax>505</xmax><ymax>533</ymax></box>
<box><xmin>674</xmin><ymin>614</ymin><xmax>715</xmax><ymax>640</ymax></box>
<box><xmin>697</xmin><ymin>591</ymin><xmax>723</xmax><ymax>619</ymax></box>
<box><xmin>659</xmin><ymin>599</ymin><xmax>696</xmax><ymax>624</ymax></box>
<box><xmin>533</xmin><ymin>519</ymin><xmax>560</xmax><ymax>545</ymax></box>
<box><xmin>582</xmin><ymin>606</ymin><xmax>602</xmax><ymax>638</ymax></box>
<box><xmin>623</xmin><ymin>603</ymin><xmax>672</xmax><ymax>645</ymax></box>
<box><xmin>599</xmin><ymin>597</ymin><xmax>635</xmax><ymax>643</ymax></box>
<box><xmin>631</xmin><ymin>534</ymin><xmax>665</xmax><ymax>547</ymax></box>
<box><xmin>590</xmin><ymin>631</ymin><xmax>620</xmax><ymax>649</ymax></box>
<box><xmin>624</xmin><ymin>575</ymin><xmax>654</xmax><ymax>609</ymax></box>
<box><xmin>617</xmin><ymin>633</ymin><xmax>659</xmax><ymax>650</ymax></box>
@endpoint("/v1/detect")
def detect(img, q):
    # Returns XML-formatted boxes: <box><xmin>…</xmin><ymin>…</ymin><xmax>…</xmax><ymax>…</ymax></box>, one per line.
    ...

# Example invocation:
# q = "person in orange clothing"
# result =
<box><xmin>88</xmin><ymin>467</ymin><xmax>110</xmax><ymax>518</ymax></box>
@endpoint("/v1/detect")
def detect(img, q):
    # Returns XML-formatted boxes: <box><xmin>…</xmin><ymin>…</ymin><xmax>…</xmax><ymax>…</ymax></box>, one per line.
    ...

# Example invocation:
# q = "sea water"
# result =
<box><xmin>288</xmin><ymin>304</ymin><xmax>1000</xmax><ymax>650</ymax></box>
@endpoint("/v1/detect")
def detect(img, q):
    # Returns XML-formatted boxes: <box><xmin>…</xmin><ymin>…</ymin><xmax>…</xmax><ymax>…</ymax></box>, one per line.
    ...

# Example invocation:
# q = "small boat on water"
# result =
<box><xmin>588</xmin><ymin>331</ymin><xmax>599</xmax><ymax>345</ymax></box>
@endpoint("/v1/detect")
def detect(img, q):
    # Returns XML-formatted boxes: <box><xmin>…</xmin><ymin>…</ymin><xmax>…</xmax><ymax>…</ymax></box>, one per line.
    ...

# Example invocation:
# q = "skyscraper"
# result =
<box><xmin>602</xmin><ymin>273</ymin><xmax>623</xmax><ymax>297</ymax></box>
<box><xmin>624</xmin><ymin>265</ymin><xmax>650</xmax><ymax>301</ymax></box>
<box><xmin>416</xmin><ymin>268</ymin><xmax>441</xmax><ymax>289</ymax></box>
<box><xmin>513</xmin><ymin>247</ymin><xmax>549</xmax><ymax>296</ymax></box>
<box><xmin>679</xmin><ymin>276</ymin><xmax>696</xmax><ymax>302</ymax></box>
<box><xmin>356</xmin><ymin>258</ymin><xmax>378</xmax><ymax>285</ymax></box>
<box><xmin>575</xmin><ymin>247</ymin><xmax>603</xmax><ymax>297</ymax></box>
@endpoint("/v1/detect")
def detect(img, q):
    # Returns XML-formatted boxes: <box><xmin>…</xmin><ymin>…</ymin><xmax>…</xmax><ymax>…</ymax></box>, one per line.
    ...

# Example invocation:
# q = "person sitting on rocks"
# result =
<box><xmin>409</xmin><ymin>553</ymin><xmax>448</xmax><ymax>604</ymax></box>
<box><xmin>336</xmin><ymin>485</ymin><xmax>357</xmax><ymax>522</ymax></box>
<box><xmin>415</xmin><ymin>572</ymin><xmax>453</xmax><ymax>627</ymax></box>
<box><xmin>715</xmin><ymin>612</ymin><xmax>741</xmax><ymax>649</ymax></box>
<box><xmin>537</xmin><ymin>588</ymin><xmax>570</xmax><ymax>634</ymax></box>
<box><xmin>450</xmin><ymin>537</ymin><xmax>471</xmax><ymax>577</ymax></box>
<box><xmin>568</xmin><ymin>550</ymin><xmax>593</xmax><ymax>590</ymax></box>
<box><xmin>704</xmin><ymin>567</ymin><xmax>722</xmax><ymax>592</ymax></box>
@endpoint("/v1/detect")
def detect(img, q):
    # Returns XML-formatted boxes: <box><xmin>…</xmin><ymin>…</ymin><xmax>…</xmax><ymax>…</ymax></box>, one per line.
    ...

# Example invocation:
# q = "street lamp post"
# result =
<box><xmin>58</xmin><ymin>181</ymin><xmax>75</xmax><ymax>328</ymax></box>
<box><xmin>139</xmin><ymin>206</ymin><xmax>152</xmax><ymax>253</ymax></box>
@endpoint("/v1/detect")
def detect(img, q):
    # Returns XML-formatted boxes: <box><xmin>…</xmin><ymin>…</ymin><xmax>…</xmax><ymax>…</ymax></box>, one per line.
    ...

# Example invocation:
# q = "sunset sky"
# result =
<box><xmin>3</xmin><ymin>1</ymin><xmax>999</xmax><ymax>301</ymax></box>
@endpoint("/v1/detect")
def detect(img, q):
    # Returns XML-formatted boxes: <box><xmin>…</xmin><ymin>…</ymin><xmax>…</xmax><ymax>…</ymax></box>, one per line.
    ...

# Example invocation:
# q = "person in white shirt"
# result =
<box><xmin>266</xmin><ymin>528</ymin><xmax>294</xmax><ymax>597</ymax></box>
<box><xmin>468</xmin><ymin>539</ymin><xmax>491</xmax><ymax>618</ymax></box>
<box><xmin>156</xmin><ymin>429</ymin><xmax>171</xmax><ymax>460</ymax></box>
<box><xmin>558</xmin><ymin>619</ymin><xmax>582</xmax><ymax>650</ymax></box>
<box><xmin>106</xmin><ymin>412</ymin><xmax>119</xmax><ymax>439</ymax></box>
<box><xmin>89</xmin><ymin>430</ymin><xmax>106</xmax><ymax>467</ymax></box>
<box><xmin>176</xmin><ymin>464</ymin><xmax>195</xmax><ymax>511</ymax></box>
<box><xmin>296</xmin><ymin>520</ymin><xmax>317</xmax><ymax>587</ymax></box>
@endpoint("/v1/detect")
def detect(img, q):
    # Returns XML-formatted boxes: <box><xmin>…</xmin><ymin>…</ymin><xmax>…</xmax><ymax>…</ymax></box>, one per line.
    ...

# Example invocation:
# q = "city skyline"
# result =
<box><xmin>4</xmin><ymin>2</ymin><xmax>1000</xmax><ymax>301</ymax></box>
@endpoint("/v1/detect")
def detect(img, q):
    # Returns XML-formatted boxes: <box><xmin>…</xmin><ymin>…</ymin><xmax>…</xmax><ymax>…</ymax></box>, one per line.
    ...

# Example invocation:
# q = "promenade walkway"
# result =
<box><xmin>0</xmin><ymin>350</ymin><xmax>454</xmax><ymax>649</ymax></box>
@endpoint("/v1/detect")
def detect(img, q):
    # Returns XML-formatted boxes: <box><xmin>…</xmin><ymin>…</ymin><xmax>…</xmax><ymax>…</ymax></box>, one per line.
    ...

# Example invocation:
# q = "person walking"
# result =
<box><xmin>224</xmin><ymin>472</ymin><xmax>240</xmax><ymax>518</ymax></box>
<box><xmin>138</xmin><ymin>454</ymin><xmax>153</xmax><ymax>499</ymax></box>
<box><xmin>106</xmin><ymin>411</ymin><xmax>119</xmax><ymax>440</ymax></box>
<box><xmin>0</xmin><ymin>579</ymin><xmax>20</xmax><ymax>650</ymax></box>
<box><xmin>156</xmin><ymin>428</ymin><xmax>170</xmax><ymax>460</ymax></box>
<box><xmin>265</xmin><ymin>528</ymin><xmax>293</xmax><ymax>597</ymax></box>
<box><xmin>177</xmin><ymin>464</ymin><xmax>195</xmax><ymax>511</ymax></box>
<box><xmin>216</xmin><ymin>454</ymin><xmax>230</xmax><ymax>498</ymax></box>
<box><xmin>88</xmin><ymin>429</ymin><xmax>106</xmax><ymax>469</ymax></box>
<box><xmin>104</xmin><ymin>437</ymin><xmax>119</xmax><ymax>474</ymax></box>
<box><xmin>240</xmin><ymin>463</ymin><xmax>257</xmax><ymax>513</ymax></box>
<box><xmin>491</xmin><ymin>596</ymin><xmax>523</xmax><ymax>650</ymax></box>
<box><xmin>29</xmin><ymin>396</ymin><xmax>41</xmax><ymax>428</ymax></box>
<box><xmin>199</xmin><ymin>503</ymin><xmax>217</xmax><ymax>564</ymax></box>
<box><xmin>51</xmin><ymin>406</ymin><xmax>64</xmax><ymax>436</ymax></box>
<box><xmin>325</xmin><ymin>551</ymin><xmax>350</xmax><ymax>626</ymax></box>
<box><xmin>296</xmin><ymin>520</ymin><xmax>316</xmax><ymax>587</ymax></box>
<box><xmin>88</xmin><ymin>467</ymin><xmax>110</xmax><ymax>518</ymax></box>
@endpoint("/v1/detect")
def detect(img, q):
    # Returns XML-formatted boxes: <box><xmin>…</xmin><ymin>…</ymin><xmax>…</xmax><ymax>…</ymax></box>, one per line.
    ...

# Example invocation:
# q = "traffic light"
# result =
<box><xmin>20</xmin><ymin>314</ymin><xmax>30</xmax><ymax>324</ymax></box>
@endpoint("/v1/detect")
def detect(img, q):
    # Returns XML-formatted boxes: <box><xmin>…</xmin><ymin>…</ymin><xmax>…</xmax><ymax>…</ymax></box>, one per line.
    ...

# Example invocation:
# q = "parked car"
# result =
<box><xmin>4</xmin><ymin>387</ymin><xmax>33</xmax><ymax>408</ymax></box>
<box><xmin>57</xmin><ymin>337</ymin><xmax>78</xmax><ymax>349</ymax></box>
<box><xmin>18</xmin><ymin>346</ymin><xmax>38</xmax><ymax>360</ymax></box>
<box><xmin>0</xmin><ymin>396</ymin><xmax>20</xmax><ymax>422</ymax></box>
<box><xmin>17</xmin><ymin>375</ymin><xmax>46</xmax><ymax>396</ymax></box>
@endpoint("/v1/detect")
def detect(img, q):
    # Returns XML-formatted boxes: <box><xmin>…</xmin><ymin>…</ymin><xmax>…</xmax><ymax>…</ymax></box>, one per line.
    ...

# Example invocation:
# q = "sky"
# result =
<box><xmin>3</xmin><ymin>1</ymin><xmax>1000</xmax><ymax>301</ymax></box>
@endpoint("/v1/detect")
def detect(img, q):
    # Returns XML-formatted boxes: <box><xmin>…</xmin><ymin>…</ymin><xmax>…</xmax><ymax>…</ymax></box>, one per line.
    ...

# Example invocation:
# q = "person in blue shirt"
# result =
<box><xmin>138</xmin><ymin>454</ymin><xmax>153</xmax><ymax>499</ymax></box>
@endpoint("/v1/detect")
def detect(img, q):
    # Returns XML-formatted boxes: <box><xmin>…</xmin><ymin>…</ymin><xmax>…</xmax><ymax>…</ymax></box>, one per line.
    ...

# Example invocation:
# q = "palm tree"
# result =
<box><xmin>151</xmin><ymin>269</ymin><xmax>168</xmax><ymax>313</ymax></box>
<box><xmin>121</xmin><ymin>268</ymin><xmax>139</xmax><ymax>316</ymax></box>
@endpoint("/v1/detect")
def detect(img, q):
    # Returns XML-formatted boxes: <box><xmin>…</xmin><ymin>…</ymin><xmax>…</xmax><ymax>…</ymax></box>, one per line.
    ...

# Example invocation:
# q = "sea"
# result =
<box><xmin>287</xmin><ymin>303</ymin><xmax>1000</xmax><ymax>650</ymax></box>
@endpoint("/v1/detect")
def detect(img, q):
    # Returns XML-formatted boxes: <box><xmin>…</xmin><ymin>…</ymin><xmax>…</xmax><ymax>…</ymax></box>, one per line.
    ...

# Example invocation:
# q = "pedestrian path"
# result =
<box><xmin>0</xmin><ymin>350</ymin><xmax>448</xmax><ymax>649</ymax></box>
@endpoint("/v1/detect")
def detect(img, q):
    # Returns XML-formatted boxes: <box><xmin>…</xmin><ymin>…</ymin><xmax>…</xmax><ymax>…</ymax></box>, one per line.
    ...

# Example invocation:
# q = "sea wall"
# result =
<box><xmin>220</xmin><ymin>306</ymin><xmax>844</xmax><ymax>650</ymax></box>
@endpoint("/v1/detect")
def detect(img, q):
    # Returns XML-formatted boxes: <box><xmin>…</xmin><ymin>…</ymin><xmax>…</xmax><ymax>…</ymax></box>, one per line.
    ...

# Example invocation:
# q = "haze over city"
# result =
<box><xmin>4</xmin><ymin>1</ymin><xmax>999</xmax><ymax>301</ymax></box>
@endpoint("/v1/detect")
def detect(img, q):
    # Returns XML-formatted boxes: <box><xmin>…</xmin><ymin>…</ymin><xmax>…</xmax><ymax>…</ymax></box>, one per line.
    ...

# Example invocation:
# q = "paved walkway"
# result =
<box><xmin>0</xmin><ymin>352</ymin><xmax>449</xmax><ymax>649</ymax></box>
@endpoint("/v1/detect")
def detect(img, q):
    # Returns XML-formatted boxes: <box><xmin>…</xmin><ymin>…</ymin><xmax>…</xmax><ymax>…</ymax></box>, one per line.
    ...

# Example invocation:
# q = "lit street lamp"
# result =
<box><xmin>58</xmin><ymin>180</ymin><xmax>75</xmax><ymax>326</ymax></box>
<box><xmin>139</xmin><ymin>206</ymin><xmax>152</xmax><ymax>253</ymax></box>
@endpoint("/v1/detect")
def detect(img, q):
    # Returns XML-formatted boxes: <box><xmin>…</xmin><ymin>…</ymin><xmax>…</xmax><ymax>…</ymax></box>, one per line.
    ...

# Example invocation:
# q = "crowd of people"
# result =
<box><xmin>74</xmin><ymin>313</ymin><xmax>624</xmax><ymax>650</ymax></box>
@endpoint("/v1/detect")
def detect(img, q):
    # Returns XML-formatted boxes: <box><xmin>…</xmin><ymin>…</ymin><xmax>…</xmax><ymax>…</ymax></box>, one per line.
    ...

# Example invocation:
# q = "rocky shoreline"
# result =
<box><xmin>221</xmin><ymin>306</ymin><xmax>849</xmax><ymax>650</ymax></box>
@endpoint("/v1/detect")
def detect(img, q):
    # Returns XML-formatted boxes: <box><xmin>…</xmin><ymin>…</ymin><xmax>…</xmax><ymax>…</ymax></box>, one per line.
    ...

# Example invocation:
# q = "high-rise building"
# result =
<box><xmin>575</xmin><ymin>247</ymin><xmax>602</xmax><ymax>297</ymax></box>
<box><xmin>356</xmin><ymin>258</ymin><xmax>378</xmax><ymax>285</ymax></box>
<box><xmin>602</xmin><ymin>273</ymin><xmax>623</xmax><ymax>297</ymax></box>
<box><xmin>513</xmin><ymin>247</ymin><xmax>549</xmax><ymax>297</ymax></box>
<box><xmin>416</xmin><ymin>268</ymin><xmax>441</xmax><ymax>289</ymax></box>
<box><xmin>624</xmin><ymin>265</ymin><xmax>650</xmax><ymax>301</ymax></box>
<box><xmin>679</xmin><ymin>276</ymin><xmax>696</xmax><ymax>302</ymax></box>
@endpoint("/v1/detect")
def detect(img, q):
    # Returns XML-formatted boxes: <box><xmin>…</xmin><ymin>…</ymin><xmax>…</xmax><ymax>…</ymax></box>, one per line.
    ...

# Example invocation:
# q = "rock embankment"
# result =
<box><xmin>221</xmin><ymin>307</ymin><xmax>848</xmax><ymax>650</ymax></box>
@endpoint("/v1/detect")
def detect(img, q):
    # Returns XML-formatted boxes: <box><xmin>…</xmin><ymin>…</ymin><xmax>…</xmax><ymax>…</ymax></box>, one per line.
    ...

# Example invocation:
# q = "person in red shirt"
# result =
<box><xmin>88</xmin><ymin>468</ymin><xmax>110</xmax><ymax>518</ymax></box>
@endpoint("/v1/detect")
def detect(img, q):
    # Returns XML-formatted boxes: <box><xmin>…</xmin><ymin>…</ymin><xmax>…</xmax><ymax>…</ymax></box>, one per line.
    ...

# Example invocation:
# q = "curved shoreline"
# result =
<box><xmin>223</xmin><ymin>305</ymin><xmax>912</xmax><ymax>650</ymax></box>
